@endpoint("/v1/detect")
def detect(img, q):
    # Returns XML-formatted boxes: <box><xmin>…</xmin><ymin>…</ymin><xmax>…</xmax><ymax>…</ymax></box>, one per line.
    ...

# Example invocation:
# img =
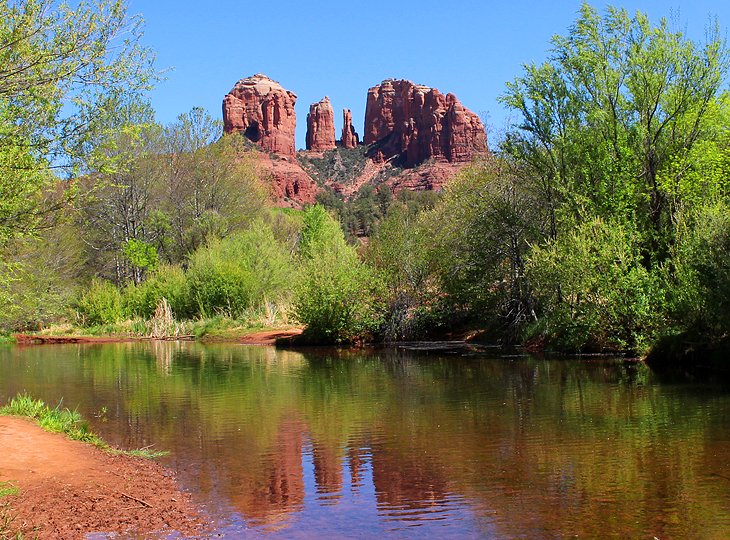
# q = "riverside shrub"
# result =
<box><xmin>672</xmin><ymin>202</ymin><xmax>730</xmax><ymax>338</ymax></box>
<box><xmin>75</xmin><ymin>279</ymin><xmax>124</xmax><ymax>326</ymax></box>
<box><xmin>122</xmin><ymin>265</ymin><xmax>191</xmax><ymax>319</ymax></box>
<box><xmin>186</xmin><ymin>220</ymin><xmax>292</xmax><ymax>317</ymax></box>
<box><xmin>527</xmin><ymin>218</ymin><xmax>665</xmax><ymax>352</ymax></box>
<box><xmin>294</xmin><ymin>205</ymin><xmax>385</xmax><ymax>343</ymax></box>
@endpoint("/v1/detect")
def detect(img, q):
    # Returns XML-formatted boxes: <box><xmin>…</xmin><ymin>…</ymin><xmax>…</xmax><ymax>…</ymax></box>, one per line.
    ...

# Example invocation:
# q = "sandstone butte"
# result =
<box><xmin>222</xmin><ymin>74</ymin><xmax>488</xmax><ymax>205</ymax></box>
<box><xmin>223</xmin><ymin>74</ymin><xmax>318</xmax><ymax>205</ymax></box>
<box><xmin>305</xmin><ymin>96</ymin><xmax>336</xmax><ymax>151</ymax></box>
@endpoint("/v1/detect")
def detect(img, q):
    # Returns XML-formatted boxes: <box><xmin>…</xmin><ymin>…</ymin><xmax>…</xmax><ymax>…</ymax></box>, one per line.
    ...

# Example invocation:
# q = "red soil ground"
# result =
<box><xmin>0</xmin><ymin>417</ymin><xmax>204</xmax><ymax>539</ymax></box>
<box><xmin>236</xmin><ymin>327</ymin><xmax>303</xmax><ymax>345</ymax></box>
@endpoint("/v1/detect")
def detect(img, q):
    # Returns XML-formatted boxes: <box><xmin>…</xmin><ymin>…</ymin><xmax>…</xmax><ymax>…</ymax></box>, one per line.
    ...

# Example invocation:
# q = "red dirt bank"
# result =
<box><xmin>0</xmin><ymin>417</ymin><xmax>203</xmax><ymax>539</ymax></box>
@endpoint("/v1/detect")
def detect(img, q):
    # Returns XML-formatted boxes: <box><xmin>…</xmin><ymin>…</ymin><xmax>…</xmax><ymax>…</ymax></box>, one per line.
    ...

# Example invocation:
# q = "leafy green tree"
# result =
<box><xmin>501</xmin><ymin>2</ymin><xmax>728</xmax><ymax>259</ymax></box>
<box><xmin>80</xmin><ymin>118</ymin><xmax>164</xmax><ymax>283</ymax></box>
<box><xmin>0</xmin><ymin>221</ymin><xmax>85</xmax><ymax>330</ymax></box>
<box><xmin>367</xmin><ymin>200</ymin><xmax>435</xmax><ymax>340</ymax></box>
<box><xmin>0</xmin><ymin>0</ymin><xmax>156</xmax><ymax>243</ymax></box>
<box><xmin>422</xmin><ymin>158</ymin><xmax>545</xmax><ymax>341</ymax></box>
<box><xmin>0</xmin><ymin>0</ymin><xmax>156</xmax><ymax>321</ymax></box>
<box><xmin>122</xmin><ymin>238</ymin><xmax>159</xmax><ymax>284</ymax></box>
<box><xmin>154</xmin><ymin>129</ymin><xmax>266</xmax><ymax>263</ymax></box>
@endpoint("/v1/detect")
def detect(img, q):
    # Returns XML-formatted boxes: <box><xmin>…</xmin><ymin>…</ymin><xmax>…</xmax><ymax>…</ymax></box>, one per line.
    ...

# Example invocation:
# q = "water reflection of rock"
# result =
<box><xmin>312</xmin><ymin>443</ymin><xmax>343</xmax><ymax>503</ymax></box>
<box><xmin>6</xmin><ymin>343</ymin><xmax>727</xmax><ymax>538</ymax></box>
<box><xmin>224</xmin><ymin>418</ymin><xmax>306</xmax><ymax>528</ymax></box>
<box><xmin>370</xmin><ymin>447</ymin><xmax>450</xmax><ymax>511</ymax></box>
<box><xmin>347</xmin><ymin>445</ymin><xmax>366</xmax><ymax>491</ymax></box>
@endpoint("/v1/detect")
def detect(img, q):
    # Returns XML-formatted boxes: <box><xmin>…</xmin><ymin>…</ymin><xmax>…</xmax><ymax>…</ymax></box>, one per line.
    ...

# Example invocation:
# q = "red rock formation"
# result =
<box><xmin>364</xmin><ymin>79</ymin><xmax>487</xmax><ymax>167</ymax></box>
<box><xmin>254</xmin><ymin>153</ymin><xmax>319</xmax><ymax>207</ymax></box>
<box><xmin>223</xmin><ymin>74</ymin><xmax>297</xmax><ymax>157</ymax></box>
<box><xmin>305</xmin><ymin>97</ymin><xmax>336</xmax><ymax>151</ymax></box>
<box><xmin>341</xmin><ymin>108</ymin><xmax>359</xmax><ymax>149</ymax></box>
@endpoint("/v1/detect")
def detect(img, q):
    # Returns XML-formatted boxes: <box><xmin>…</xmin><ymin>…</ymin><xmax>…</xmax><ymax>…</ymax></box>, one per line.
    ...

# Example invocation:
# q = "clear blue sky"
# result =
<box><xmin>128</xmin><ymin>0</ymin><xmax>730</xmax><ymax>150</ymax></box>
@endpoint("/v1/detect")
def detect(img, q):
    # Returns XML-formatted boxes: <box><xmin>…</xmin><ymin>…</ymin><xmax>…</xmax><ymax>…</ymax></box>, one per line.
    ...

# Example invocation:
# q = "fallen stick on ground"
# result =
<box><xmin>120</xmin><ymin>492</ymin><xmax>153</xmax><ymax>508</ymax></box>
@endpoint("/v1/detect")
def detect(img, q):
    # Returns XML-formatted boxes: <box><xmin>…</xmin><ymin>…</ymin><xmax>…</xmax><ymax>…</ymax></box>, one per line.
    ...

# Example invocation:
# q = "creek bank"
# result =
<box><xmin>645</xmin><ymin>334</ymin><xmax>730</xmax><ymax>380</ymax></box>
<box><xmin>11</xmin><ymin>326</ymin><xmax>304</xmax><ymax>346</ymax></box>
<box><xmin>0</xmin><ymin>416</ymin><xmax>204</xmax><ymax>539</ymax></box>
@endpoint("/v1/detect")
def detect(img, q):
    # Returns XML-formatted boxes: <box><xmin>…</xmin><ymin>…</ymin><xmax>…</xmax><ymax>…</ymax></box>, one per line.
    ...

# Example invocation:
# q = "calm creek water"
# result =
<box><xmin>0</xmin><ymin>342</ymin><xmax>728</xmax><ymax>538</ymax></box>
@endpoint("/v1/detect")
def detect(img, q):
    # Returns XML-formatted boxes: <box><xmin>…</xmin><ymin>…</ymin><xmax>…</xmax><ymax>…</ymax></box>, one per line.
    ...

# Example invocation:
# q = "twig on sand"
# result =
<box><xmin>120</xmin><ymin>492</ymin><xmax>153</xmax><ymax>508</ymax></box>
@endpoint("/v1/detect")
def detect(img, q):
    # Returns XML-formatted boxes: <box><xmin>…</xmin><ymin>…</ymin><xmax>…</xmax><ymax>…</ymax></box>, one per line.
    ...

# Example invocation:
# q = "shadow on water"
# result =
<box><xmin>1</xmin><ymin>342</ymin><xmax>729</xmax><ymax>538</ymax></box>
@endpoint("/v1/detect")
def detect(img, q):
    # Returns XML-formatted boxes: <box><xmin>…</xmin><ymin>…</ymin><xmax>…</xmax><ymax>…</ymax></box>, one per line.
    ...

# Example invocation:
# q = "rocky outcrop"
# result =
<box><xmin>254</xmin><ymin>153</ymin><xmax>318</xmax><ymax>207</ymax></box>
<box><xmin>364</xmin><ymin>79</ymin><xmax>487</xmax><ymax>167</ymax></box>
<box><xmin>222</xmin><ymin>74</ymin><xmax>297</xmax><ymax>157</ymax></box>
<box><xmin>341</xmin><ymin>109</ymin><xmax>359</xmax><ymax>149</ymax></box>
<box><xmin>222</xmin><ymin>74</ymin><xmax>487</xmax><ymax>207</ymax></box>
<box><xmin>305</xmin><ymin>97</ymin><xmax>336</xmax><ymax>151</ymax></box>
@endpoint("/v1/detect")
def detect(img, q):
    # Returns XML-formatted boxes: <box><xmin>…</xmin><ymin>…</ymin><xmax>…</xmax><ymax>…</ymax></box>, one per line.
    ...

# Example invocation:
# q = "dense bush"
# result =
<box><xmin>671</xmin><ymin>202</ymin><xmax>730</xmax><ymax>338</ymax></box>
<box><xmin>186</xmin><ymin>220</ymin><xmax>292</xmax><ymax>317</ymax></box>
<box><xmin>122</xmin><ymin>265</ymin><xmax>191</xmax><ymax>319</ymax></box>
<box><xmin>294</xmin><ymin>206</ymin><xmax>385</xmax><ymax>343</ymax></box>
<box><xmin>527</xmin><ymin>218</ymin><xmax>665</xmax><ymax>352</ymax></box>
<box><xmin>366</xmin><ymin>201</ymin><xmax>436</xmax><ymax>340</ymax></box>
<box><xmin>75</xmin><ymin>279</ymin><xmax>124</xmax><ymax>326</ymax></box>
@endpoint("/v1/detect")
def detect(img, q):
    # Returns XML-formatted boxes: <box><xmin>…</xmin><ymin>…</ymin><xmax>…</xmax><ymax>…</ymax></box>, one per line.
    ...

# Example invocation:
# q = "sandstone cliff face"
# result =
<box><xmin>305</xmin><ymin>97</ymin><xmax>336</xmax><ymax>151</ymax></box>
<box><xmin>341</xmin><ymin>109</ymin><xmax>359</xmax><ymax>149</ymax></box>
<box><xmin>363</xmin><ymin>79</ymin><xmax>487</xmax><ymax>167</ymax></box>
<box><xmin>223</xmin><ymin>74</ymin><xmax>297</xmax><ymax>157</ymax></box>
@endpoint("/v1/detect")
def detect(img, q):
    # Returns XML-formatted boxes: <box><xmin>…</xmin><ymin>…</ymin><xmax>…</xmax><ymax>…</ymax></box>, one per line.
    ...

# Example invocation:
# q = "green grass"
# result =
<box><xmin>0</xmin><ymin>333</ymin><xmax>15</xmax><ymax>344</ymax></box>
<box><xmin>0</xmin><ymin>483</ymin><xmax>18</xmax><ymax>499</ymax></box>
<box><xmin>0</xmin><ymin>394</ymin><xmax>167</xmax><ymax>459</ymax></box>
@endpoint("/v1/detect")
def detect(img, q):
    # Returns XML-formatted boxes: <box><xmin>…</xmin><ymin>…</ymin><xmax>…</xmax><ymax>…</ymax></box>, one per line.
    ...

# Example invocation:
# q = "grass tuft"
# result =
<box><xmin>0</xmin><ymin>394</ymin><xmax>168</xmax><ymax>459</ymax></box>
<box><xmin>0</xmin><ymin>483</ymin><xmax>18</xmax><ymax>498</ymax></box>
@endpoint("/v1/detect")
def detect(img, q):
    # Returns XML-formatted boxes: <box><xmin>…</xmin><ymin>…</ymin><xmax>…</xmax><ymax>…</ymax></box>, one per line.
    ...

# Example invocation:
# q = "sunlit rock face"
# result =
<box><xmin>364</xmin><ymin>79</ymin><xmax>487</xmax><ymax>166</ymax></box>
<box><xmin>223</xmin><ymin>73</ymin><xmax>298</xmax><ymax>157</ymax></box>
<box><xmin>341</xmin><ymin>108</ymin><xmax>359</xmax><ymax>149</ymax></box>
<box><xmin>305</xmin><ymin>97</ymin><xmax>337</xmax><ymax>152</ymax></box>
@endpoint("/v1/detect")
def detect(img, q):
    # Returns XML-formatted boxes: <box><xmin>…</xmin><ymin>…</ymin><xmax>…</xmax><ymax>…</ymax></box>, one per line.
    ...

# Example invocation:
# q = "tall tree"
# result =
<box><xmin>0</xmin><ymin>0</ymin><xmax>156</xmax><ymax>247</ymax></box>
<box><xmin>501</xmin><ymin>2</ymin><xmax>729</xmax><ymax>260</ymax></box>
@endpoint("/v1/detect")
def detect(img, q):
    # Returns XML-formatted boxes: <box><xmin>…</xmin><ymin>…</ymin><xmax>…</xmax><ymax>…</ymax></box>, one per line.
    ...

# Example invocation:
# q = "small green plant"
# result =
<box><xmin>0</xmin><ymin>482</ymin><xmax>18</xmax><ymax>498</ymax></box>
